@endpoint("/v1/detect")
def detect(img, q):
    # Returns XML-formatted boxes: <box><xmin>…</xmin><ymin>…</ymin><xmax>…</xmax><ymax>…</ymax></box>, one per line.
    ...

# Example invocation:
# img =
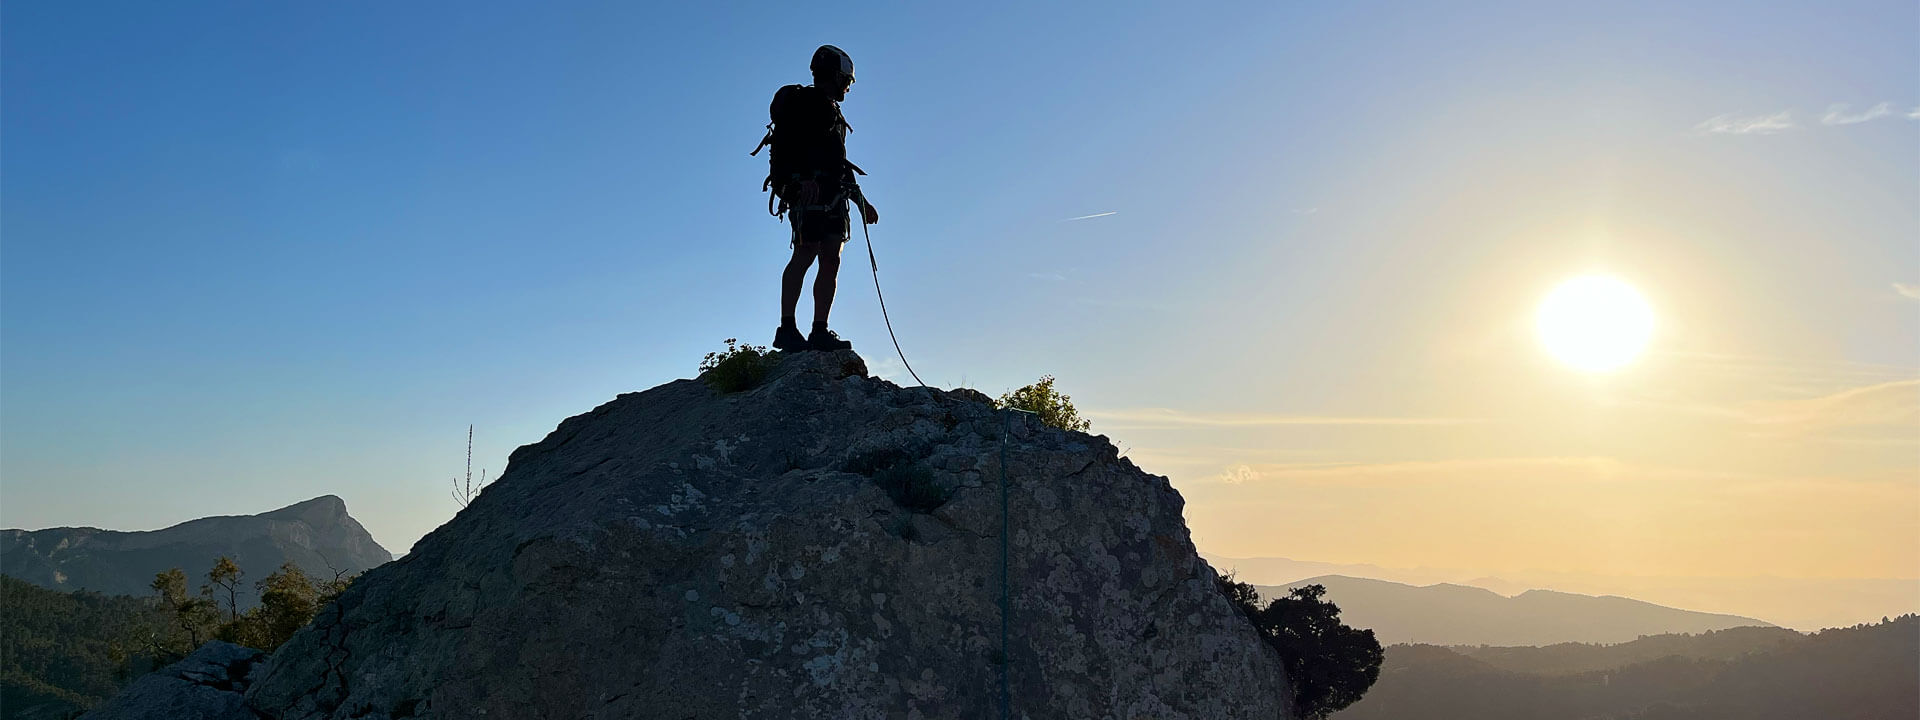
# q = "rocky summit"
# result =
<box><xmin>109</xmin><ymin>350</ymin><xmax>1292</xmax><ymax>719</ymax></box>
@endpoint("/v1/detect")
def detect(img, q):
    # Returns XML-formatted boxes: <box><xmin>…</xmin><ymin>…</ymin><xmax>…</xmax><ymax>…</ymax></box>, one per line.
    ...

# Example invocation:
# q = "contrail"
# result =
<box><xmin>1062</xmin><ymin>211</ymin><xmax>1117</xmax><ymax>222</ymax></box>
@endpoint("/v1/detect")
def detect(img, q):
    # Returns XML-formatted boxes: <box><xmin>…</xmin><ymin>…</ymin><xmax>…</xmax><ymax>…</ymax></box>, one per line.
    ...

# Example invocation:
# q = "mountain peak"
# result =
<box><xmin>1</xmin><ymin>493</ymin><xmax>390</xmax><ymax>604</ymax></box>
<box><xmin>260</xmin><ymin>494</ymin><xmax>349</xmax><ymax>524</ymax></box>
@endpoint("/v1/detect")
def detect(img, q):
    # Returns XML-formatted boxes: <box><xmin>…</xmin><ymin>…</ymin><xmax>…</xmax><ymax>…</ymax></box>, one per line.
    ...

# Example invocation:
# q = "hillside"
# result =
<box><xmin>1331</xmin><ymin>615</ymin><xmax>1919</xmax><ymax>720</ymax></box>
<box><xmin>1</xmin><ymin>496</ymin><xmax>391</xmax><ymax>609</ymax></box>
<box><xmin>1455</xmin><ymin>625</ymin><xmax>1804</xmax><ymax>674</ymax></box>
<box><xmin>0</xmin><ymin>576</ymin><xmax>168</xmax><ymax>720</ymax></box>
<box><xmin>1266</xmin><ymin>575</ymin><xmax>1772</xmax><ymax>645</ymax></box>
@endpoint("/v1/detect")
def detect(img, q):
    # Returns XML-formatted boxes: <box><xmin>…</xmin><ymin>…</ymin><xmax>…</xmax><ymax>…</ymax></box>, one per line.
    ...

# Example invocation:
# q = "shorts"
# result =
<box><xmin>790</xmin><ymin>205</ymin><xmax>850</xmax><ymax>251</ymax></box>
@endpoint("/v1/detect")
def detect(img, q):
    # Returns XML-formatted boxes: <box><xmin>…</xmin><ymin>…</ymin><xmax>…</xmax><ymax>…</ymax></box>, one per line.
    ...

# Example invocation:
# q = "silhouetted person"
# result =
<box><xmin>755</xmin><ymin>45</ymin><xmax>878</xmax><ymax>352</ymax></box>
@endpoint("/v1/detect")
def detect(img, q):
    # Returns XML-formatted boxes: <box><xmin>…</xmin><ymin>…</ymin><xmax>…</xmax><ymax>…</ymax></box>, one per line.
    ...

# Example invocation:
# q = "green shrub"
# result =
<box><xmin>699</xmin><ymin>338</ymin><xmax>777</xmax><ymax>393</ymax></box>
<box><xmin>1217</xmin><ymin>574</ymin><xmax>1383</xmax><ymax>719</ymax></box>
<box><xmin>996</xmin><ymin>375</ymin><xmax>1091</xmax><ymax>432</ymax></box>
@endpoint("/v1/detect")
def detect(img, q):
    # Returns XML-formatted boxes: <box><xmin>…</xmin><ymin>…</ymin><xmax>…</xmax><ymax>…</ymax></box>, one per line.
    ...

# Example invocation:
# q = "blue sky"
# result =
<box><xmin>4</xmin><ymin>1</ymin><xmax>1916</xmax><ymax>620</ymax></box>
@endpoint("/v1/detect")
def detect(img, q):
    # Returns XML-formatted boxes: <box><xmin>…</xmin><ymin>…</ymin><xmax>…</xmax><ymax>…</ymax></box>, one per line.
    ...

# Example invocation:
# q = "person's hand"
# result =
<box><xmin>794</xmin><ymin>180</ymin><xmax>820</xmax><ymax>206</ymax></box>
<box><xmin>859</xmin><ymin>200</ymin><xmax>879</xmax><ymax>225</ymax></box>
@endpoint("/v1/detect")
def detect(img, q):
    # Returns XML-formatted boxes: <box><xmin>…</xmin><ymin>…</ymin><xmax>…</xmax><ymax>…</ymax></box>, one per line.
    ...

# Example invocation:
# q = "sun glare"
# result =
<box><xmin>1535</xmin><ymin>275</ymin><xmax>1655</xmax><ymax>372</ymax></box>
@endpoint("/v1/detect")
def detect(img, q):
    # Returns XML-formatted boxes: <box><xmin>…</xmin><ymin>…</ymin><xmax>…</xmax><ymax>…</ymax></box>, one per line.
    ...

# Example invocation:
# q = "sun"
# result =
<box><xmin>1535</xmin><ymin>275</ymin><xmax>1655</xmax><ymax>372</ymax></box>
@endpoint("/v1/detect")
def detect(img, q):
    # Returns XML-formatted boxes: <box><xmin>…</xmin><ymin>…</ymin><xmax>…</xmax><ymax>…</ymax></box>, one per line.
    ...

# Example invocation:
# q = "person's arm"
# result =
<box><xmin>842</xmin><ymin>157</ymin><xmax>875</xmax><ymax>224</ymax></box>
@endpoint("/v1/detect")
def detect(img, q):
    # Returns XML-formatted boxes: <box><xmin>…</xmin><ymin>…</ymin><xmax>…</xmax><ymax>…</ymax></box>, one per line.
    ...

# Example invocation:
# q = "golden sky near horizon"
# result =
<box><xmin>1097</xmin><ymin>217</ymin><xmax>1919</xmax><ymax>583</ymax></box>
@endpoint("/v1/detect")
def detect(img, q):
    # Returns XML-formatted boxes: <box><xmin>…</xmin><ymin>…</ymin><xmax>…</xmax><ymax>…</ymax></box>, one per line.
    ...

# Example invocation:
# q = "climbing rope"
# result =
<box><xmin>854</xmin><ymin>194</ymin><xmax>927</xmax><ymax>388</ymax></box>
<box><xmin>856</xmin><ymin>192</ymin><xmax>1014</xmax><ymax>716</ymax></box>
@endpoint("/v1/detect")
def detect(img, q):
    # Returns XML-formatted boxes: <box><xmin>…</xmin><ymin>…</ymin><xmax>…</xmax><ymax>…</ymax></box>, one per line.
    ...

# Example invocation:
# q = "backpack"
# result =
<box><xmin>751</xmin><ymin>84</ymin><xmax>864</xmax><ymax>219</ymax></box>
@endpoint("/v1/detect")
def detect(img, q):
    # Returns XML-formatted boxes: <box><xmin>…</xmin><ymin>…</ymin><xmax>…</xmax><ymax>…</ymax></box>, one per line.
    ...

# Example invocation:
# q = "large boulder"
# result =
<box><xmin>80</xmin><ymin>641</ymin><xmax>263</xmax><ymax>720</ymax></box>
<box><xmin>235</xmin><ymin>350</ymin><xmax>1291</xmax><ymax>719</ymax></box>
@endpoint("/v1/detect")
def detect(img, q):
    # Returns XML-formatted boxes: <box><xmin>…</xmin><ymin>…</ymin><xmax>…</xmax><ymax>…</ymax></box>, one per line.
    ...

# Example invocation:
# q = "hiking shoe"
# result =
<box><xmin>773</xmin><ymin>325</ymin><xmax>810</xmax><ymax>352</ymax></box>
<box><xmin>808</xmin><ymin>326</ymin><xmax>852</xmax><ymax>351</ymax></box>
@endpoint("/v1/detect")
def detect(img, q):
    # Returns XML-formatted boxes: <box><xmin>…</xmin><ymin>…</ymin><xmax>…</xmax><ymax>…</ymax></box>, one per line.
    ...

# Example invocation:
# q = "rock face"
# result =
<box><xmin>2</xmin><ymin>496</ymin><xmax>393</xmax><ymax>609</ymax></box>
<box><xmin>237</xmin><ymin>351</ymin><xmax>1291</xmax><ymax>719</ymax></box>
<box><xmin>79</xmin><ymin>641</ymin><xmax>264</xmax><ymax>720</ymax></box>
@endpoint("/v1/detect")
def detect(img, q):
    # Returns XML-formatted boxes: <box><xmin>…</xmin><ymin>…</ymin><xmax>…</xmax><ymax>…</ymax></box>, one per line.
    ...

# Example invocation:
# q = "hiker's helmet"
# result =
<box><xmin>810</xmin><ymin>45</ymin><xmax>855</xmax><ymax>86</ymax></box>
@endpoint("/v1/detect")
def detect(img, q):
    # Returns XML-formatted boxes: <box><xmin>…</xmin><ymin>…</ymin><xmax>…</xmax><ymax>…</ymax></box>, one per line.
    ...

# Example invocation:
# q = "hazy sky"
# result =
<box><xmin>5</xmin><ymin>1</ymin><xmax>1915</xmax><ymax>619</ymax></box>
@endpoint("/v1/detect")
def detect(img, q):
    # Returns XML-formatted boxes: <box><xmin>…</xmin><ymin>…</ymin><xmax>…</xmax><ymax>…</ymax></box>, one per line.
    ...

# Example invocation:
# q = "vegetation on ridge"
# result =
<box><xmin>699</xmin><ymin>338</ymin><xmax>778</xmax><ymax>393</ymax></box>
<box><xmin>451</xmin><ymin>424</ymin><xmax>490</xmax><ymax>509</ymax></box>
<box><xmin>996</xmin><ymin>375</ymin><xmax>1092</xmax><ymax>432</ymax></box>
<box><xmin>1217</xmin><ymin>574</ymin><xmax>1384</xmax><ymax>719</ymax></box>
<box><xmin>1</xmin><ymin>575</ymin><xmax>167</xmax><ymax>719</ymax></box>
<box><xmin>150</xmin><ymin>556</ymin><xmax>356</xmax><ymax>658</ymax></box>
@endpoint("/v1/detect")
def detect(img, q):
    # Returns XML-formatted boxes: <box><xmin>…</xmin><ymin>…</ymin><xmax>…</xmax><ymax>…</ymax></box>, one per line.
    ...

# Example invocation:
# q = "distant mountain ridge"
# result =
<box><xmin>0</xmin><ymin>495</ymin><xmax>391</xmax><ymax>608</ymax></box>
<box><xmin>1204</xmin><ymin>551</ymin><xmax>1918</xmax><ymax>631</ymax></box>
<box><xmin>1263</xmin><ymin>575</ymin><xmax>1773</xmax><ymax>646</ymax></box>
<box><xmin>1454</xmin><ymin>625</ymin><xmax>1806</xmax><ymax>675</ymax></box>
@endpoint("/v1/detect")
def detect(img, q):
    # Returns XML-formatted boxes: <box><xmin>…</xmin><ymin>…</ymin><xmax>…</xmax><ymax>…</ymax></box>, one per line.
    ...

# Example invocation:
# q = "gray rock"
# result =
<box><xmin>240</xmin><ymin>350</ymin><xmax>1292</xmax><ymax>719</ymax></box>
<box><xmin>81</xmin><ymin>641</ymin><xmax>264</xmax><ymax>720</ymax></box>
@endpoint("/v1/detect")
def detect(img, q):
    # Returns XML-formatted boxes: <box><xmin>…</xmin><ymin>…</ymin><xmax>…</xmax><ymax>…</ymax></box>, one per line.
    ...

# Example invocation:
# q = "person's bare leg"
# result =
<box><xmin>811</xmin><ymin>241</ymin><xmax>844</xmax><ymax>325</ymax></box>
<box><xmin>782</xmin><ymin>244</ymin><xmax>818</xmax><ymax>325</ymax></box>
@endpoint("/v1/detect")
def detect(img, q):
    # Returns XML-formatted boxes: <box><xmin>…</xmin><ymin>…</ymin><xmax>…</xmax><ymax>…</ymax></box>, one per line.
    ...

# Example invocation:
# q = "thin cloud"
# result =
<box><xmin>1751</xmin><ymin>379</ymin><xmax>1920</xmax><ymax>429</ymax></box>
<box><xmin>1219</xmin><ymin>464</ymin><xmax>1259</xmax><ymax>484</ymax></box>
<box><xmin>1085</xmin><ymin>407</ymin><xmax>1485</xmax><ymax>429</ymax></box>
<box><xmin>1119</xmin><ymin>446</ymin><xmax>1338</xmax><ymax>475</ymax></box>
<box><xmin>1908</xmin><ymin>107</ymin><xmax>1920</xmax><ymax>120</ymax></box>
<box><xmin>1821</xmin><ymin>102</ymin><xmax>1893</xmax><ymax>126</ymax></box>
<box><xmin>1229</xmin><ymin>456</ymin><xmax>1687</xmax><ymax>487</ymax></box>
<box><xmin>1621</xmin><ymin>369</ymin><xmax>1920</xmax><ymax>439</ymax></box>
<box><xmin>1652</xmin><ymin>350</ymin><xmax>1917</xmax><ymax>386</ymax></box>
<box><xmin>1061</xmin><ymin>211</ymin><xmax>1117</xmax><ymax>222</ymax></box>
<box><xmin>1695</xmin><ymin>111</ymin><xmax>1794</xmax><ymax>135</ymax></box>
<box><xmin>1894</xmin><ymin>283</ymin><xmax>1920</xmax><ymax>301</ymax></box>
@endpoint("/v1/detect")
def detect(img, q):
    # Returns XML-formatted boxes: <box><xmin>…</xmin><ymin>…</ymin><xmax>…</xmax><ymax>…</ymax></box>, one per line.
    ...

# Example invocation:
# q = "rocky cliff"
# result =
<box><xmin>2</xmin><ymin>496</ymin><xmax>392</xmax><ymax>607</ymax></box>
<box><xmin>97</xmin><ymin>350</ymin><xmax>1293</xmax><ymax>719</ymax></box>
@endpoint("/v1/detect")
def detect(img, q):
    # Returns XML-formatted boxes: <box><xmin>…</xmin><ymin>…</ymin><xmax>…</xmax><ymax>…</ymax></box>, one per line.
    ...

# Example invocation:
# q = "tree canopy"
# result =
<box><xmin>1217</xmin><ymin>575</ymin><xmax>1384</xmax><ymax>719</ymax></box>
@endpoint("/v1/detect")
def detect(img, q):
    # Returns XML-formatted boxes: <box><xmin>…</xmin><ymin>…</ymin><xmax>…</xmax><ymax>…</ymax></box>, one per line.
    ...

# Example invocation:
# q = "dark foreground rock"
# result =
<box><xmin>80</xmin><ymin>641</ymin><xmax>263</xmax><ymax>720</ymax></box>
<box><xmin>103</xmin><ymin>350</ymin><xmax>1292</xmax><ymax>719</ymax></box>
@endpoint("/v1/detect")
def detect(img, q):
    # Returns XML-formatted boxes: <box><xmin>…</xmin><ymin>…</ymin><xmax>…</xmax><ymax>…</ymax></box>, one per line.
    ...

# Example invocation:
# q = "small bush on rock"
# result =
<box><xmin>1216</xmin><ymin>574</ymin><xmax>1383</xmax><ymax>719</ymax></box>
<box><xmin>700</xmin><ymin>338</ymin><xmax>777</xmax><ymax>393</ymax></box>
<box><xmin>996</xmin><ymin>375</ymin><xmax>1091</xmax><ymax>432</ymax></box>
